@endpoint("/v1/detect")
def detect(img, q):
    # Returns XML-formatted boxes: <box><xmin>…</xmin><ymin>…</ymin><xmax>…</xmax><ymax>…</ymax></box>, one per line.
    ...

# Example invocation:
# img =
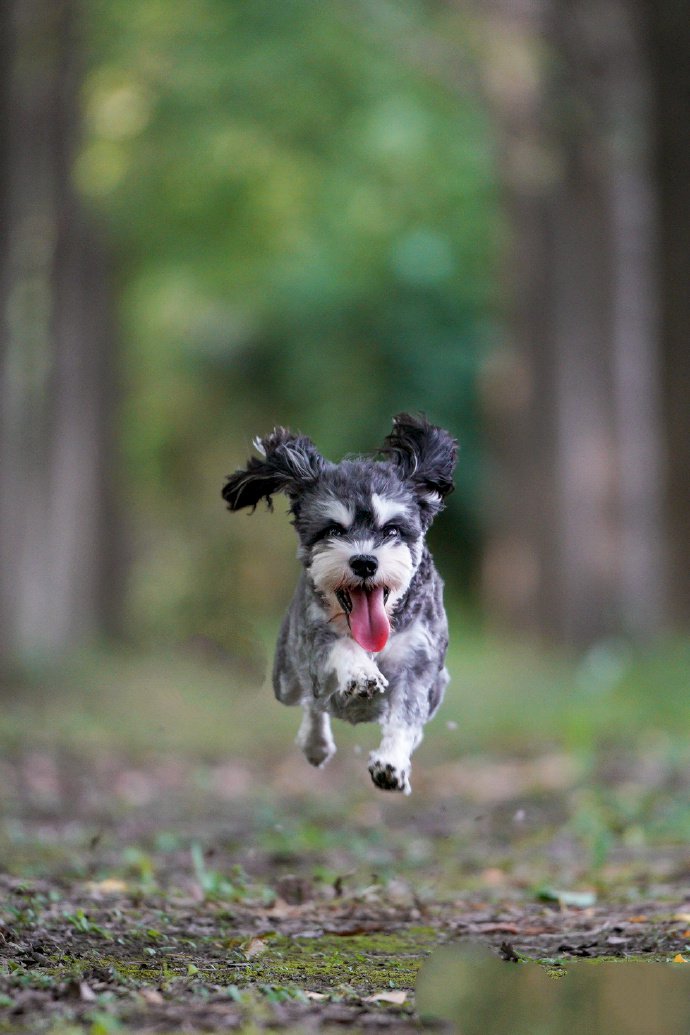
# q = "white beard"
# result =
<box><xmin>308</xmin><ymin>537</ymin><xmax>415</xmax><ymax>615</ymax></box>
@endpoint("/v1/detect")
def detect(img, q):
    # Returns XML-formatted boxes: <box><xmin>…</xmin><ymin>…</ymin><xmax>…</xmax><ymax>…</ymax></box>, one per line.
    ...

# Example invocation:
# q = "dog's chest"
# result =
<box><xmin>379</xmin><ymin>621</ymin><xmax>435</xmax><ymax>676</ymax></box>
<box><xmin>327</xmin><ymin>690</ymin><xmax>389</xmax><ymax>725</ymax></box>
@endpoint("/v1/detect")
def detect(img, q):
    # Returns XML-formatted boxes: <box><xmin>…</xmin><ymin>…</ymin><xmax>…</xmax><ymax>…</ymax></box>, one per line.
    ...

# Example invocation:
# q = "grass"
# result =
<box><xmin>2</xmin><ymin>623</ymin><xmax>688</xmax><ymax>893</ymax></box>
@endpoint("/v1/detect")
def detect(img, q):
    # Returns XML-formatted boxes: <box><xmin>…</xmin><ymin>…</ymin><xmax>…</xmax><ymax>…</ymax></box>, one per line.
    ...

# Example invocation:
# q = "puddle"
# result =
<box><xmin>416</xmin><ymin>945</ymin><xmax>690</xmax><ymax>1035</ymax></box>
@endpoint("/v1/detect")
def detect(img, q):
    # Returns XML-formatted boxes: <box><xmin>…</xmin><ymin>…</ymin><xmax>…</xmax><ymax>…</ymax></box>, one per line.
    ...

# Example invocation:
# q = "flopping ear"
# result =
<box><xmin>222</xmin><ymin>427</ymin><xmax>325</xmax><ymax>512</ymax></box>
<box><xmin>381</xmin><ymin>413</ymin><xmax>458</xmax><ymax>510</ymax></box>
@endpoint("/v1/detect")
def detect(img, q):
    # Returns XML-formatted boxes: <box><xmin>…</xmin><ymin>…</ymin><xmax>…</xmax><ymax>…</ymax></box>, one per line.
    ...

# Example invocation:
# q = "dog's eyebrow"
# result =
<box><xmin>371</xmin><ymin>493</ymin><xmax>408</xmax><ymax>528</ymax></box>
<box><xmin>314</xmin><ymin>498</ymin><xmax>354</xmax><ymax>529</ymax></box>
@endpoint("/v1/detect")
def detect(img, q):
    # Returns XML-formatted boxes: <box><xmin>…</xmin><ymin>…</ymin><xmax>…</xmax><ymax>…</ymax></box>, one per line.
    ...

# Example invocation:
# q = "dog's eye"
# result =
<box><xmin>326</xmin><ymin>524</ymin><xmax>345</xmax><ymax>538</ymax></box>
<box><xmin>382</xmin><ymin>525</ymin><xmax>400</xmax><ymax>539</ymax></box>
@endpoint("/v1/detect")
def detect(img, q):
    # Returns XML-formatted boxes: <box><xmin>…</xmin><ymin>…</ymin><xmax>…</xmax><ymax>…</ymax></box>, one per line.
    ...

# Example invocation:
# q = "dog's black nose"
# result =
<box><xmin>349</xmin><ymin>554</ymin><xmax>378</xmax><ymax>579</ymax></box>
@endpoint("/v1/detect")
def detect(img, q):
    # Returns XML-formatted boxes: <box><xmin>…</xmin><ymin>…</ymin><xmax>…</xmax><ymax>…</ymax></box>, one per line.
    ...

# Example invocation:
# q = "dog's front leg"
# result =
<box><xmin>319</xmin><ymin>638</ymin><xmax>388</xmax><ymax>703</ymax></box>
<box><xmin>368</xmin><ymin>722</ymin><xmax>423</xmax><ymax>796</ymax></box>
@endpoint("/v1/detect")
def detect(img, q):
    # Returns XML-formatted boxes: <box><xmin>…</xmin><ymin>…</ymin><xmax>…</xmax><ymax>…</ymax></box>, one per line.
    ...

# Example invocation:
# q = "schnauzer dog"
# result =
<box><xmin>222</xmin><ymin>413</ymin><xmax>457</xmax><ymax>795</ymax></box>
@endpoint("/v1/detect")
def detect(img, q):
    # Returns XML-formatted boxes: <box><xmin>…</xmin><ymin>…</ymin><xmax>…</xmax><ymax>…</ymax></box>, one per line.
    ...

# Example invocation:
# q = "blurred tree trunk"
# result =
<box><xmin>646</xmin><ymin>0</ymin><xmax>690</xmax><ymax>628</ymax></box>
<box><xmin>0</xmin><ymin>0</ymin><xmax>120</xmax><ymax>665</ymax></box>
<box><xmin>482</xmin><ymin>0</ymin><xmax>667</xmax><ymax>646</ymax></box>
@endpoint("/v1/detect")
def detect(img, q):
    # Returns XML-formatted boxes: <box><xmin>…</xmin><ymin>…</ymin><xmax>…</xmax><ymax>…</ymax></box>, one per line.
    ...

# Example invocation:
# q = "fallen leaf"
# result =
<box><xmin>79</xmin><ymin>981</ymin><xmax>97</xmax><ymax>1002</ymax></box>
<box><xmin>672</xmin><ymin>954</ymin><xmax>688</xmax><ymax>964</ymax></box>
<box><xmin>86</xmin><ymin>878</ymin><xmax>128</xmax><ymax>896</ymax></box>
<box><xmin>304</xmin><ymin>990</ymin><xmax>328</xmax><ymax>1001</ymax></box>
<box><xmin>674</xmin><ymin>913</ymin><xmax>690</xmax><ymax>924</ymax></box>
<box><xmin>537</xmin><ymin>887</ymin><xmax>597</xmax><ymax>908</ymax></box>
<box><xmin>628</xmin><ymin>915</ymin><xmax>649</xmax><ymax>923</ymax></box>
<box><xmin>266</xmin><ymin>898</ymin><xmax>297</xmax><ymax>919</ymax></box>
<box><xmin>481</xmin><ymin>868</ymin><xmax>507</xmax><ymax>887</ymax></box>
<box><xmin>244</xmin><ymin>937</ymin><xmax>268</xmax><ymax>958</ymax></box>
<box><xmin>139</xmin><ymin>988</ymin><xmax>164</xmax><ymax>1005</ymax></box>
<box><xmin>364</xmin><ymin>989</ymin><xmax>407</xmax><ymax>1005</ymax></box>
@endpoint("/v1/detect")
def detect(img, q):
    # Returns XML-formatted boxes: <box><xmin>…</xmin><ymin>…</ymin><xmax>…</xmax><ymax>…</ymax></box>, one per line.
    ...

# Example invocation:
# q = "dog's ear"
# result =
<box><xmin>381</xmin><ymin>413</ymin><xmax>457</xmax><ymax>510</ymax></box>
<box><xmin>223</xmin><ymin>427</ymin><xmax>325</xmax><ymax>512</ymax></box>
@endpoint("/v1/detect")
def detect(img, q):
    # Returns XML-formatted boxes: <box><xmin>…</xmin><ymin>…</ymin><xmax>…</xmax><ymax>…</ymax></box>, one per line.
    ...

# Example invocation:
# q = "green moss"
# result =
<box><xmin>28</xmin><ymin>927</ymin><xmax>438</xmax><ymax>1009</ymax></box>
<box><xmin>244</xmin><ymin>928</ymin><xmax>439</xmax><ymax>996</ymax></box>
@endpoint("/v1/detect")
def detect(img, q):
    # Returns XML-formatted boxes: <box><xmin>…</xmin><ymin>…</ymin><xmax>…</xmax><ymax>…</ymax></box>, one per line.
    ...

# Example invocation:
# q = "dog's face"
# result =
<box><xmin>293</xmin><ymin>464</ymin><xmax>424</xmax><ymax>650</ymax></box>
<box><xmin>223</xmin><ymin>414</ymin><xmax>457</xmax><ymax>652</ymax></box>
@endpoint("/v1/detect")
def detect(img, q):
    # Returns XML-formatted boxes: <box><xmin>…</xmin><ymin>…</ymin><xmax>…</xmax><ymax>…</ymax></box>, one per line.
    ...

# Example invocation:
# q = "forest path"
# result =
<box><xmin>1</xmin><ymin>741</ymin><xmax>688</xmax><ymax>1031</ymax></box>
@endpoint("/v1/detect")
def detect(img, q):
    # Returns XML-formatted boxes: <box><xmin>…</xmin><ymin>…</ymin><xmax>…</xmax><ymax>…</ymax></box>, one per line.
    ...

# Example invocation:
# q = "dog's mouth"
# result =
<box><xmin>336</xmin><ymin>585</ymin><xmax>390</xmax><ymax>653</ymax></box>
<box><xmin>336</xmin><ymin>586</ymin><xmax>390</xmax><ymax>613</ymax></box>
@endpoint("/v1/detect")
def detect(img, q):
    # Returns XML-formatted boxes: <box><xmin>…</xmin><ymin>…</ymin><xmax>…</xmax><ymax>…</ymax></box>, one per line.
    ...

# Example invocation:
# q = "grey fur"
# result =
<box><xmin>223</xmin><ymin>413</ymin><xmax>457</xmax><ymax>795</ymax></box>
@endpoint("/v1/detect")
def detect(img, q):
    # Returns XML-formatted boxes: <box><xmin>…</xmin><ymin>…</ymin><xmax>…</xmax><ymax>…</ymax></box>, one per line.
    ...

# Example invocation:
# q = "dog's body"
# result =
<box><xmin>223</xmin><ymin>414</ymin><xmax>457</xmax><ymax>795</ymax></box>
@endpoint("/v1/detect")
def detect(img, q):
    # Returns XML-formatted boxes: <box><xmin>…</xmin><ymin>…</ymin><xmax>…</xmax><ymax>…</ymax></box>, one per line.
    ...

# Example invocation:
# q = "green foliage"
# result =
<box><xmin>190</xmin><ymin>842</ymin><xmax>266</xmax><ymax>902</ymax></box>
<box><xmin>80</xmin><ymin>0</ymin><xmax>498</xmax><ymax>639</ymax></box>
<box><xmin>64</xmin><ymin>909</ymin><xmax>112</xmax><ymax>939</ymax></box>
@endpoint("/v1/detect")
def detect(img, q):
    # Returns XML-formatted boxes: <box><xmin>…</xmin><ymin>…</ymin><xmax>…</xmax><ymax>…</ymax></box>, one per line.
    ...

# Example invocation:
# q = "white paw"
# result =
<box><xmin>325</xmin><ymin>639</ymin><xmax>388</xmax><ymax>702</ymax></box>
<box><xmin>339</xmin><ymin>666</ymin><xmax>388</xmax><ymax>701</ymax></box>
<box><xmin>368</xmin><ymin>753</ymin><xmax>412</xmax><ymax>795</ymax></box>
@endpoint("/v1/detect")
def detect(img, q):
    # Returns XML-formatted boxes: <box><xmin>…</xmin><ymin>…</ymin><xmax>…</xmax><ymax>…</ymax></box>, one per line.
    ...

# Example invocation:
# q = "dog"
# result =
<box><xmin>222</xmin><ymin>413</ymin><xmax>457</xmax><ymax>795</ymax></box>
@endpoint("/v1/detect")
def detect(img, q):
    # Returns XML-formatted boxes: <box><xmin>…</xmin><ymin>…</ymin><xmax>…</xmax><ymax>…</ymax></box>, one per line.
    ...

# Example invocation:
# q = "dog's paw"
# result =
<box><xmin>368</xmin><ymin>754</ymin><xmax>412</xmax><ymax>795</ymax></box>
<box><xmin>341</xmin><ymin>668</ymin><xmax>388</xmax><ymax>701</ymax></box>
<box><xmin>297</xmin><ymin>728</ymin><xmax>337</xmax><ymax>770</ymax></box>
<box><xmin>302</xmin><ymin>739</ymin><xmax>336</xmax><ymax>768</ymax></box>
<box><xmin>296</xmin><ymin>721</ymin><xmax>336</xmax><ymax>769</ymax></box>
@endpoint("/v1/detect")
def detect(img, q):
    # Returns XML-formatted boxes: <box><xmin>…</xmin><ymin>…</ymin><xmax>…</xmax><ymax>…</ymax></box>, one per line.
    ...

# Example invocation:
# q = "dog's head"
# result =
<box><xmin>223</xmin><ymin>414</ymin><xmax>457</xmax><ymax>652</ymax></box>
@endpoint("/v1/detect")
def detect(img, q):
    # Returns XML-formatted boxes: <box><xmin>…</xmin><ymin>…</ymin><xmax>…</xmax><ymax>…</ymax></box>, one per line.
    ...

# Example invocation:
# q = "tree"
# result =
<box><xmin>645</xmin><ymin>0</ymin><xmax>690</xmax><ymax>629</ymax></box>
<box><xmin>0</xmin><ymin>0</ymin><xmax>119</xmax><ymax>665</ymax></box>
<box><xmin>482</xmin><ymin>0</ymin><xmax>670</xmax><ymax>646</ymax></box>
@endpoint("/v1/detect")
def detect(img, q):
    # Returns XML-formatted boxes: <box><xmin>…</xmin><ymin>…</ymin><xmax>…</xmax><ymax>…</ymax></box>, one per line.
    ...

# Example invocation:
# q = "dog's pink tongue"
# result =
<box><xmin>349</xmin><ymin>586</ymin><xmax>390</xmax><ymax>653</ymax></box>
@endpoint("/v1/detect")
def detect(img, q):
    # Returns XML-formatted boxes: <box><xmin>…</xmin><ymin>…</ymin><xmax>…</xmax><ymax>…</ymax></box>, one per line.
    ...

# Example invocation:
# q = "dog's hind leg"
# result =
<box><xmin>272</xmin><ymin>616</ymin><xmax>304</xmax><ymax>705</ymax></box>
<box><xmin>296</xmin><ymin>704</ymin><xmax>336</xmax><ymax>768</ymax></box>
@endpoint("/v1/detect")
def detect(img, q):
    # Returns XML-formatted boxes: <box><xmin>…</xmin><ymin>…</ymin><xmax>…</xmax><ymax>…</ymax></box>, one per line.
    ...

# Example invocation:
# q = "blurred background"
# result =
<box><xmin>0</xmin><ymin>0</ymin><xmax>688</xmax><ymax>763</ymax></box>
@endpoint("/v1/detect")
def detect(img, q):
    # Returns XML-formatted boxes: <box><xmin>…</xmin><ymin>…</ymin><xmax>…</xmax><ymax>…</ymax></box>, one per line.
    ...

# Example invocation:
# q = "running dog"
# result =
<box><xmin>222</xmin><ymin>413</ymin><xmax>457</xmax><ymax>795</ymax></box>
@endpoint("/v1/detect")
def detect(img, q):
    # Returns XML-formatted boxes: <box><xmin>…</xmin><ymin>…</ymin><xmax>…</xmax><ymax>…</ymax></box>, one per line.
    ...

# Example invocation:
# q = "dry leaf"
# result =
<box><xmin>364</xmin><ymin>989</ymin><xmax>407</xmax><ymax>1005</ymax></box>
<box><xmin>266</xmin><ymin>898</ymin><xmax>297</xmax><ymax>919</ymax></box>
<box><xmin>672</xmin><ymin>954</ymin><xmax>688</xmax><ymax>963</ymax></box>
<box><xmin>674</xmin><ymin>913</ymin><xmax>690</xmax><ymax>924</ymax></box>
<box><xmin>480</xmin><ymin>868</ymin><xmax>507</xmax><ymax>887</ymax></box>
<box><xmin>79</xmin><ymin>982</ymin><xmax>97</xmax><ymax>1002</ymax></box>
<box><xmin>86</xmin><ymin>878</ymin><xmax>128</xmax><ymax>896</ymax></box>
<box><xmin>304</xmin><ymin>990</ymin><xmax>328</xmax><ymax>1001</ymax></box>
<box><xmin>140</xmin><ymin>988</ymin><xmax>164</xmax><ymax>1005</ymax></box>
<box><xmin>244</xmin><ymin>937</ymin><xmax>268</xmax><ymax>958</ymax></box>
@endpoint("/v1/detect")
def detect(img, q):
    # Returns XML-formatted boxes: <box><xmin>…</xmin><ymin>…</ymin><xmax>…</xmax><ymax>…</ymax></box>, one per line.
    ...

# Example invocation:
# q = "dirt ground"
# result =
<box><xmin>1</xmin><ymin>732</ymin><xmax>690</xmax><ymax>1033</ymax></box>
